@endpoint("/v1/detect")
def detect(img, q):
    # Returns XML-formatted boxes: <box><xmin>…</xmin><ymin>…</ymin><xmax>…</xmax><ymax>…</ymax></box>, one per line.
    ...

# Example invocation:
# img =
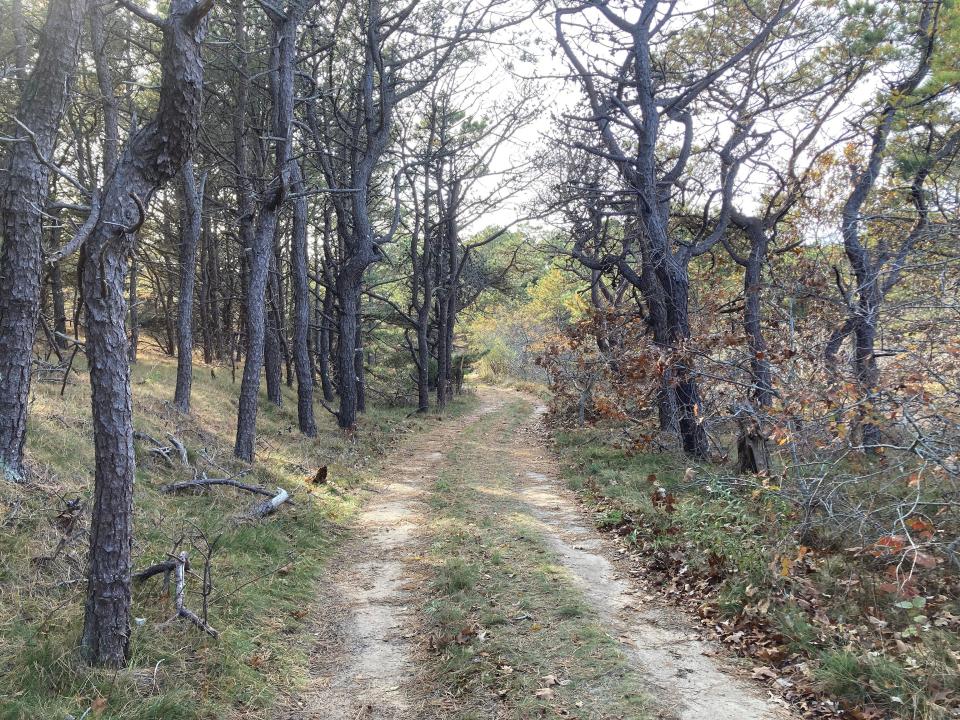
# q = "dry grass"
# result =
<box><xmin>0</xmin><ymin>349</ymin><xmax>466</xmax><ymax>720</ymax></box>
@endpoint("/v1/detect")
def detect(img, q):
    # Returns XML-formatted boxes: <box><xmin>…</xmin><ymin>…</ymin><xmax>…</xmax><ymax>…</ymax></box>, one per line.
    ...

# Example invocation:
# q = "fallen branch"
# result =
<box><xmin>161</xmin><ymin>475</ymin><xmax>273</xmax><ymax>498</ymax></box>
<box><xmin>166</xmin><ymin>433</ymin><xmax>189</xmax><ymax>466</ymax></box>
<box><xmin>133</xmin><ymin>431</ymin><xmax>190</xmax><ymax>467</ymax></box>
<box><xmin>165</xmin><ymin>551</ymin><xmax>219</xmax><ymax>638</ymax></box>
<box><xmin>133</xmin><ymin>430</ymin><xmax>163</xmax><ymax>447</ymax></box>
<box><xmin>248</xmin><ymin>487</ymin><xmax>290</xmax><ymax>519</ymax></box>
<box><xmin>133</xmin><ymin>560</ymin><xmax>178</xmax><ymax>584</ymax></box>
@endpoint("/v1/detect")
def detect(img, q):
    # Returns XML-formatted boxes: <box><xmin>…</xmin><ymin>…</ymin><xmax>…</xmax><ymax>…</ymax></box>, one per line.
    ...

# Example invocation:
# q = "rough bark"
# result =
<box><xmin>658</xmin><ymin>262</ymin><xmax>709</xmax><ymax>457</ymax></box>
<box><xmin>48</xmin><ymin>213</ymin><xmax>69</xmax><ymax>349</ymax></box>
<box><xmin>174</xmin><ymin>160</ymin><xmax>204</xmax><ymax>412</ymax></box>
<box><xmin>128</xmin><ymin>238</ymin><xmax>140</xmax><ymax>363</ymax></box>
<box><xmin>89</xmin><ymin>3</ymin><xmax>119</xmax><ymax>178</ymax></box>
<box><xmin>290</xmin><ymin>161</ymin><xmax>316</xmax><ymax>435</ymax></box>
<box><xmin>334</xmin><ymin>275</ymin><xmax>361</xmax><ymax>428</ymax></box>
<box><xmin>10</xmin><ymin>0</ymin><xmax>28</xmax><ymax>85</ymax></box>
<box><xmin>354</xmin><ymin>299</ymin><xmax>366</xmax><ymax>414</ymax></box>
<box><xmin>264</xmin><ymin>245</ymin><xmax>284</xmax><ymax>407</ymax></box>
<box><xmin>319</xmin><ymin>283</ymin><xmax>336</xmax><ymax>402</ymax></box>
<box><xmin>234</xmin><ymin>2</ymin><xmax>300</xmax><ymax>460</ymax></box>
<box><xmin>0</xmin><ymin>0</ymin><xmax>88</xmax><ymax>479</ymax></box>
<box><xmin>736</xmin><ymin>218</ymin><xmax>773</xmax><ymax>408</ymax></box>
<box><xmin>80</xmin><ymin>0</ymin><xmax>212</xmax><ymax>668</ymax></box>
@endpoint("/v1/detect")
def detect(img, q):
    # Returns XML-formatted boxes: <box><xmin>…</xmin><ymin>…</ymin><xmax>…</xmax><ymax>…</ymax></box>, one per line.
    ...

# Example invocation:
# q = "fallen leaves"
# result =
<box><xmin>751</xmin><ymin>665</ymin><xmax>778</xmax><ymax>681</ymax></box>
<box><xmin>427</xmin><ymin>623</ymin><xmax>487</xmax><ymax>651</ymax></box>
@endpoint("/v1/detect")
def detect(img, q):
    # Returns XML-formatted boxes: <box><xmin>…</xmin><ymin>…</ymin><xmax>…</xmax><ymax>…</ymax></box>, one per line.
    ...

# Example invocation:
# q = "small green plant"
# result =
<box><xmin>895</xmin><ymin>596</ymin><xmax>929</xmax><ymax>638</ymax></box>
<box><xmin>597</xmin><ymin>508</ymin><xmax>625</xmax><ymax>528</ymax></box>
<box><xmin>816</xmin><ymin>650</ymin><xmax>911</xmax><ymax>709</ymax></box>
<box><xmin>775</xmin><ymin>604</ymin><xmax>819</xmax><ymax>654</ymax></box>
<box><xmin>436</xmin><ymin>558</ymin><xmax>478</xmax><ymax>594</ymax></box>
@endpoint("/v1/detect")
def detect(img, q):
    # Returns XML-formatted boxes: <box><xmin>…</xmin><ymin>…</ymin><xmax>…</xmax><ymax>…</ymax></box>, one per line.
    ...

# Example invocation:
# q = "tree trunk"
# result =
<box><xmin>658</xmin><ymin>262</ymin><xmax>709</xmax><ymax>458</ymax></box>
<box><xmin>89</xmin><ymin>2</ymin><xmax>119</xmax><ymax>179</ymax></box>
<box><xmin>234</xmin><ymin>4</ymin><xmax>299</xmax><ymax>460</ymax></box>
<box><xmin>81</xmin><ymin>227</ymin><xmax>136</xmax><ymax>669</ymax></box>
<box><xmin>854</xmin><ymin>303</ymin><xmax>881</xmax><ymax>447</ymax></box>
<box><xmin>354</xmin><ymin>300</ymin><xmax>366</xmax><ymax>414</ymax></box>
<box><xmin>319</xmin><ymin>285</ymin><xmax>335</xmax><ymax>402</ymax></box>
<box><xmin>436</xmin><ymin>290</ymin><xmax>449</xmax><ymax>409</ymax></box>
<box><xmin>81</xmin><ymin>0</ymin><xmax>212</xmax><ymax>667</ymax></box>
<box><xmin>236</xmin><ymin>210</ymin><xmax>279</xmax><ymax>459</ymax></box>
<box><xmin>127</xmin><ymin>244</ymin><xmax>139</xmax><ymax>363</ymax></box>
<box><xmin>443</xmin><ymin>288</ymin><xmax>457</xmax><ymax>402</ymax></box>
<box><xmin>317</xmin><ymin>206</ymin><xmax>336</xmax><ymax>402</ymax></box>
<box><xmin>264</xmin><ymin>246</ymin><xmax>283</xmax><ymax>407</ymax></box>
<box><xmin>736</xmin><ymin>416</ymin><xmax>771</xmax><ymax>474</ymax></box>
<box><xmin>742</xmin><ymin>223</ymin><xmax>772</xmax><ymax>407</ymax></box>
<box><xmin>174</xmin><ymin>160</ymin><xmax>204</xmax><ymax>412</ymax></box>
<box><xmin>416</xmin><ymin>311</ymin><xmax>431</xmax><ymax>413</ymax></box>
<box><xmin>290</xmin><ymin>161</ymin><xmax>316</xmax><ymax>435</ymax></box>
<box><xmin>48</xmin><ymin>215</ymin><xmax>69</xmax><ymax>349</ymax></box>
<box><xmin>634</xmin><ymin>238</ymin><xmax>680</xmax><ymax>435</ymax></box>
<box><xmin>0</xmin><ymin>0</ymin><xmax>88</xmax><ymax>478</ymax></box>
<box><xmin>198</xmin><ymin>213</ymin><xmax>213</xmax><ymax>364</ymax></box>
<box><xmin>10</xmin><ymin>0</ymin><xmax>28</xmax><ymax>85</ymax></box>
<box><xmin>733</xmin><ymin>219</ymin><xmax>773</xmax><ymax>473</ymax></box>
<box><xmin>207</xmin><ymin>213</ymin><xmax>225</xmax><ymax>360</ymax></box>
<box><xmin>335</xmin><ymin>277</ymin><xmax>360</xmax><ymax>429</ymax></box>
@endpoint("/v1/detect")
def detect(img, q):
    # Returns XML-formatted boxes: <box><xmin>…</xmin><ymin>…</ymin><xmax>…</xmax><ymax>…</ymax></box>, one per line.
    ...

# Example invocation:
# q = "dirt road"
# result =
<box><xmin>285</xmin><ymin>388</ymin><xmax>790</xmax><ymax>720</ymax></box>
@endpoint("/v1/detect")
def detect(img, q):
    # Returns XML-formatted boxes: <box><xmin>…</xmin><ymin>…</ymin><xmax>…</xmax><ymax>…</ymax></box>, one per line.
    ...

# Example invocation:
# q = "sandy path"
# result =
<box><xmin>285</xmin><ymin>400</ymin><xmax>501</xmax><ymax>720</ymax></box>
<box><xmin>508</xmin><ymin>395</ymin><xmax>792</xmax><ymax>720</ymax></box>
<box><xmin>286</xmin><ymin>388</ymin><xmax>791</xmax><ymax>720</ymax></box>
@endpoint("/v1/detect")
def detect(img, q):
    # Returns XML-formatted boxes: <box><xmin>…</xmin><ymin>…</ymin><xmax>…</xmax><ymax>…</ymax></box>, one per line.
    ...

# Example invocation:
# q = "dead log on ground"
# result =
<box><xmin>248</xmin><ymin>487</ymin><xmax>290</xmax><ymax>519</ymax></box>
<box><xmin>166</xmin><ymin>433</ymin><xmax>189</xmax><ymax>465</ymax></box>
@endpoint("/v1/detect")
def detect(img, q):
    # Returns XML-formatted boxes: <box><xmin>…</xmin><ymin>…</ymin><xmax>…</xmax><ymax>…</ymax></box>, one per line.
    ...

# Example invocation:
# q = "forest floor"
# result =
<box><xmin>0</xmin><ymin>351</ymin><xmax>474</xmax><ymax>720</ymax></box>
<box><xmin>281</xmin><ymin>387</ymin><xmax>790</xmax><ymax>720</ymax></box>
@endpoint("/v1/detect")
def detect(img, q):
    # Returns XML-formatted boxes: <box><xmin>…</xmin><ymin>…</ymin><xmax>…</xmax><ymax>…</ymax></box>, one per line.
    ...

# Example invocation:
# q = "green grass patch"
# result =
<box><xmin>418</xmin><ymin>397</ymin><xmax>650</xmax><ymax>720</ymax></box>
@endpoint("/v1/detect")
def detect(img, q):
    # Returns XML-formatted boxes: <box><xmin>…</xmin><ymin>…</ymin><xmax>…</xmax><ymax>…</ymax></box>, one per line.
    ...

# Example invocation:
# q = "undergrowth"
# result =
<box><xmin>552</xmin><ymin>425</ymin><xmax>960</xmax><ymax>720</ymax></box>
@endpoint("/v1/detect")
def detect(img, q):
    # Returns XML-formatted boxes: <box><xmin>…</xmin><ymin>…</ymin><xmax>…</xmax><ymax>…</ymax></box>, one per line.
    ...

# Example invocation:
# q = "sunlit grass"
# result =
<box><xmin>0</xmin><ymin>349</ymin><xmax>465</xmax><ymax>720</ymax></box>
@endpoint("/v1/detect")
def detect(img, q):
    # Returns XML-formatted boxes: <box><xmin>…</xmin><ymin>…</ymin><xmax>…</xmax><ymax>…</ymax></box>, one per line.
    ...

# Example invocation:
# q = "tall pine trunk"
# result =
<box><xmin>335</xmin><ymin>279</ymin><xmax>360</xmax><ymax>428</ymax></box>
<box><xmin>657</xmin><ymin>262</ymin><xmax>709</xmax><ymax>458</ymax></box>
<box><xmin>0</xmin><ymin>0</ymin><xmax>88</xmax><ymax>478</ymax></box>
<box><xmin>234</xmin><ymin>3</ymin><xmax>299</xmax><ymax>459</ymax></box>
<box><xmin>264</xmin><ymin>245</ymin><xmax>284</xmax><ymax>407</ymax></box>
<box><xmin>319</xmin><ymin>285</ymin><xmax>335</xmax><ymax>402</ymax></box>
<box><xmin>290</xmin><ymin>161</ymin><xmax>316</xmax><ymax>435</ymax></box>
<box><xmin>354</xmin><ymin>299</ymin><xmax>366</xmax><ymax>414</ymax></box>
<box><xmin>48</xmin><ymin>214</ymin><xmax>69</xmax><ymax>349</ymax></box>
<box><xmin>81</xmin><ymin>0</ymin><xmax>212</xmax><ymax>667</ymax></box>
<box><xmin>174</xmin><ymin>160</ymin><xmax>204</xmax><ymax>412</ymax></box>
<box><xmin>127</xmin><ymin>245</ymin><xmax>139</xmax><ymax>363</ymax></box>
<box><xmin>854</xmin><ymin>301</ymin><xmax>881</xmax><ymax>447</ymax></box>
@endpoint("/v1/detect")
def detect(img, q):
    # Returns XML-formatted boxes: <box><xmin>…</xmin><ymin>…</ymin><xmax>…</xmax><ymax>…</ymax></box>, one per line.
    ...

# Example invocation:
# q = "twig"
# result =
<box><xmin>163</xmin><ymin>552</ymin><xmax>219</xmax><ymax>638</ymax></box>
<box><xmin>165</xmin><ymin>433</ymin><xmax>189</xmax><ymax>466</ymax></box>
<box><xmin>133</xmin><ymin>560</ymin><xmax>178</xmax><ymax>584</ymax></box>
